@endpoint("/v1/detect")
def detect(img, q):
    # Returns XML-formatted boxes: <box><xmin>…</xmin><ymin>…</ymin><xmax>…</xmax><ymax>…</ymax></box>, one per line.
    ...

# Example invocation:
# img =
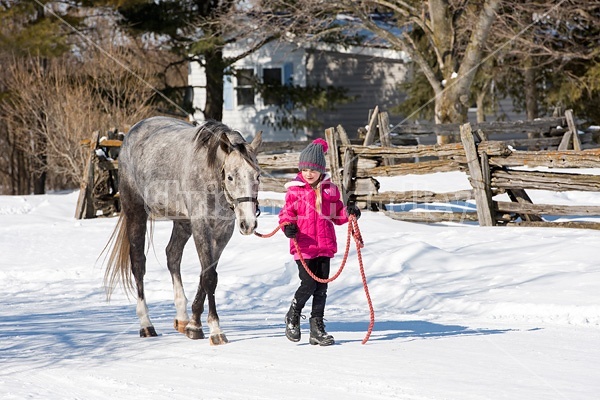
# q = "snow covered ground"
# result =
<box><xmin>1</xmin><ymin>171</ymin><xmax>599</xmax><ymax>399</ymax></box>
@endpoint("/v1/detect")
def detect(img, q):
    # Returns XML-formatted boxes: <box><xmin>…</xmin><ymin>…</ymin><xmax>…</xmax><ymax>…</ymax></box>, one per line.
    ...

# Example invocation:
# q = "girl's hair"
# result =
<box><xmin>302</xmin><ymin>169</ymin><xmax>324</xmax><ymax>213</ymax></box>
<box><xmin>314</xmin><ymin>181</ymin><xmax>322</xmax><ymax>214</ymax></box>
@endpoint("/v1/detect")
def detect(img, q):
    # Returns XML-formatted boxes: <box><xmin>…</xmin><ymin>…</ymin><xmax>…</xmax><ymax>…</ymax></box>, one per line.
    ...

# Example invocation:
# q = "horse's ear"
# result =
<box><xmin>250</xmin><ymin>131</ymin><xmax>262</xmax><ymax>152</ymax></box>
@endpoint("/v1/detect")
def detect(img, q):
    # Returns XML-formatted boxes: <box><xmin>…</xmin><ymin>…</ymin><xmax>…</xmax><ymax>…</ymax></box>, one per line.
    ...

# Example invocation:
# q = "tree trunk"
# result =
<box><xmin>16</xmin><ymin>148</ymin><xmax>28</xmax><ymax>195</ymax></box>
<box><xmin>428</xmin><ymin>0</ymin><xmax>454</xmax><ymax>76</ymax></box>
<box><xmin>476</xmin><ymin>90</ymin><xmax>487</xmax><ymax>123</ymax></box>
<box><xmin>33</xmin><ymin>169</ymin><xmax>47</xmax><ymax>195</ymax></box>
<box><xmin>524</xmin><ymin>57</ymin><xmax>539</xmax><ymax>120</ymax></box>
<box><xmin>524</xmin><ymin>56</ymin><xmax>539</xmax><ymax>149</ymax></box>
<box><xmin>435</xmin><ymin>88</ymin><xmax>468</xmax><ymax>144</ymax></box>
<box><xmin>430</xmin><ymin>0</ymin><xmax>501</xmax><ymax>144</ymax></box>
<box><xmin>7</xmin><ymin>123</ymin><xmax>18</xmax><ymax>195</ymax></box>
<box><xmin>203</xmin><ymin>48</ymin><xmax>225</xmax><ymax>121</ymax></box>
<box><xmin>32</xmin><ymin>135</ymin><xmax>47</xmax><ymax>195</ymax></box>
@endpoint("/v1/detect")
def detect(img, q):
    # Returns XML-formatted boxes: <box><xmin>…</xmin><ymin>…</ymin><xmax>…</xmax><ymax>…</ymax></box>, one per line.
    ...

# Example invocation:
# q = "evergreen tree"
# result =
<box><xmin>110</xmin><ymin>0</ymin><xmax>268</xmax><ymax>120</ymax></box>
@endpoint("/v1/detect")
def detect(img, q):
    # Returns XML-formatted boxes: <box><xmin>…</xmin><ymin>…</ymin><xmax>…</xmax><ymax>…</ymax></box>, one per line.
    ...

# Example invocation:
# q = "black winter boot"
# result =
<box><xmin>309</xmin><ymin>317</ymin><xmax>334</xmax><ymax>346</ymax></box>
<box><xmin>285</xmin><ymin>300</ymin><xmax>302</xmax><ymax>342</ymax></box>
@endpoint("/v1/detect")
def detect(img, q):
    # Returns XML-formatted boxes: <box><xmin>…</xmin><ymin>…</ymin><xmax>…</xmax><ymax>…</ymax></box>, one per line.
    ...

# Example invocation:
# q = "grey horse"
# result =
<box><xmin>103</xmin><ymin>116</ymin><xmax>262</xmax><ymax>344</ymax></box>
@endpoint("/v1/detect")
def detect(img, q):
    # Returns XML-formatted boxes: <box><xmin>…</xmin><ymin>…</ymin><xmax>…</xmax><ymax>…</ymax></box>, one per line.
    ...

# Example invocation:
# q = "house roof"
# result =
<box><xmin>301</xmin><ymin>12</ymin><xmax>410</xmax><ymax>61</ymax></box>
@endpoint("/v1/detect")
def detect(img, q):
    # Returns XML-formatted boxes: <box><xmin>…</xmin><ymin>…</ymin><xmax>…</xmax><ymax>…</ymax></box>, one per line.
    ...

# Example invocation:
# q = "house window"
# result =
<box><xmin>236</xmin><ymin>68</ymin><xmax>255</xmax><ymax>106</ymax></box>
<box><xmin>263</xmin><ymin>67</ymin><xmax>282</xmax><ymax>106</ymax></box>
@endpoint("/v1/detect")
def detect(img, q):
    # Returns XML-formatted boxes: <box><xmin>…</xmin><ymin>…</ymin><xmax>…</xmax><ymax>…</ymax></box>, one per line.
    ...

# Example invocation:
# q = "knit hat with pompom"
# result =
<box><xmin>298</xmin><ymin>138</ymin><xmax>328</xmax><ymax>174</ymax></box>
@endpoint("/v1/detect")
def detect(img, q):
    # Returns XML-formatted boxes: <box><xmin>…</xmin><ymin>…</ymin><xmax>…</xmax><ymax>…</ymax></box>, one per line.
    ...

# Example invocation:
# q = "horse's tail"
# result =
<box><xmin>101</xmin><ymin>212</ymin><xmax>134</xmax><ymax>300</ymax></box>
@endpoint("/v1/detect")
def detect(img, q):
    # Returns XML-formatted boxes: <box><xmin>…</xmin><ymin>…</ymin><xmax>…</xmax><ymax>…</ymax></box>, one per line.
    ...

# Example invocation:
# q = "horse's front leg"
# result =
<box><xmin>203</xmin><ymin>268</ymin><xmax>228</xmax><ymax>345</ymax></box>
<box><xmin>186</xmin><ymin>285</ymin><xmax>207</xmax><ymax>340</ymax></box>
<box><xmin>188</xmin><ymin>254</ymin><xmax>227</xmax><ymax>344</ymax></box>
<box><xmin>166</xmin><ymin>221</ymin><xmax>192</xmax><ymax>334</ymax></box>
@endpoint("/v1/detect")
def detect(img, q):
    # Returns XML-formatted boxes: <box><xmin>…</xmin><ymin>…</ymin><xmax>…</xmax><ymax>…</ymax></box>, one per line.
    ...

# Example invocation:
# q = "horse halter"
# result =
<box><xmin>234</xmin><ymin>196</ymin><xmax>261</xmax><ymax>217</ymax></box>
<box><xmin>221</xmin><ymin>155</ymin><xmax>261</xmax><ymax>218</ymax></box>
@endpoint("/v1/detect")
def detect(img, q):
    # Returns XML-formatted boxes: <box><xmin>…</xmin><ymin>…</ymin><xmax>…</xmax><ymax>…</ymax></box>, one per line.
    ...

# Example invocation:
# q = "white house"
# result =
<box><xmin>188</xmin><ymin>39</ymin><xmax>410</xmax><ymax>141</ymax></box>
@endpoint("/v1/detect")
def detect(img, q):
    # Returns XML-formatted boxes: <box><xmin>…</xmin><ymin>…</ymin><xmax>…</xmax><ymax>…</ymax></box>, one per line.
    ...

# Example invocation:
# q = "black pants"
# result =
<box><xmin>293</xmin><ymin>256</ymin><xmax>330</xmax><ymax>318</ymax></box>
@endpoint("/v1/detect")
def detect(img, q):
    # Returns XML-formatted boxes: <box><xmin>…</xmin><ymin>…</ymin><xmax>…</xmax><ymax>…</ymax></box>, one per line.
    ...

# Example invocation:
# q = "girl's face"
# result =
<box><xmin>301</xmin><ymin>169</ymin><xmax>322</xmax><ymax>186</ymax></box>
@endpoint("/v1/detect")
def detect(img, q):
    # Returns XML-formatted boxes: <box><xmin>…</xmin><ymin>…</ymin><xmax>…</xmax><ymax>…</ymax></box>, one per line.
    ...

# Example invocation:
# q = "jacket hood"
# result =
<box><xmin>284</xmin><ymin>172</ymin><xmax>332</xmax><ymax>189</ymax></box>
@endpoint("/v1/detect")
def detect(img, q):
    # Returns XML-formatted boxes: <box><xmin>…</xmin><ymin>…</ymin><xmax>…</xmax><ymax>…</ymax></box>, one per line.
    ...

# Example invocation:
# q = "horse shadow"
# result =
<box><xmin>0</xmin><ymin>302</ymin><xmax>515</xmax><ymax>367</ymax></box>
<box><xmin>0</xmin><ymin>303</ymin><xmax>152</xmax><ymax>370</ymax></box>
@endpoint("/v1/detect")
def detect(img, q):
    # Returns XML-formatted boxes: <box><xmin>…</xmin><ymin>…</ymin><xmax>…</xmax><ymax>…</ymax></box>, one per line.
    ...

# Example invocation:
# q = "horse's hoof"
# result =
<box><xmin>209</xmin><ymin>333</ymin><xmax>229</xmax><ymax>345</ymax></box>
<box><xmin>174</xmin><ymin>319</ymin><xmax>189</xmax><ymax>334</ymax></box>
<box><xmin>185</xmin><ymin>327</ymin><xmax>205</xmax><ymax>340</ymax></box>
<box><xmin>140</xmin><ymin>326</ymin><xmax>158</xmax><ymax>337</ymax></box>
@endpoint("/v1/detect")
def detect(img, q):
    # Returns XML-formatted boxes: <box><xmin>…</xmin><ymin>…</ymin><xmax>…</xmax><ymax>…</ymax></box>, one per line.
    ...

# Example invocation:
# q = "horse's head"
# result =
<box><xmin>222</xmin><ymin>131</ymin><xmax>262</xmax><ymax>235</ymax></box>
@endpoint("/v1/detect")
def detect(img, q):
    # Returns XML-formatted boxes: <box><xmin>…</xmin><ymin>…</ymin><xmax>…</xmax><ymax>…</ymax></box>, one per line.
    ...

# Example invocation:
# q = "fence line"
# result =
<box><xmin>317</xmin><ymin>109</ymin><xmax>600</xmax><ymax>229</ymax></box>
<box><xmin>76</xmin><ymin>110</ymin><xmax>600</xmax><ymax>229</ymax></box>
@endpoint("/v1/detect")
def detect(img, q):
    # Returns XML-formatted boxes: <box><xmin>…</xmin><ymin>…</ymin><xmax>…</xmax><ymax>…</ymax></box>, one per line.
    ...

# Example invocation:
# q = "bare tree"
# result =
<box><xmin>345</xmin><ymin>1</ymin><xmax>501</xmax><ymax>142</ymax></box>
<box><xmin>490</xmin><ymin>1</ymin><xmax>600</xmax><ymax>120</ymax></box>
<box><xmin>264</xmin><ymin>0</ymin><xmax>600</xmax><ymax>139</ymax></box>
<box><xmin>0</xmin><ymin>46</ymin><xmax>157</xmax><ymax>194</ymax></box>
<box><xmin>259</xmin><ymin>0</ymin><xmax>502</xmax><ymax>142</ymax></box>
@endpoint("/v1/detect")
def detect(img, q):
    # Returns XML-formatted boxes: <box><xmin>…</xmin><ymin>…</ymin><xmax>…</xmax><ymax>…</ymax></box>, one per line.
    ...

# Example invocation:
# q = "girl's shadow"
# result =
<box><xmin>327</xmin><ymin>320</ymin><xmax>514</xmax><ymax>344</ymax></box>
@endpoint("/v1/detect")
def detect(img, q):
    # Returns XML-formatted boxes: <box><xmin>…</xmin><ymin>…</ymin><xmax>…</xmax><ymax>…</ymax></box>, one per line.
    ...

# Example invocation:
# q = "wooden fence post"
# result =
<box><xmin>378</xmin><ymin>111</ymin><xmax>395</xmax><ymax>166</ymax></box>
<box><xmin>505</xmin><ymin>188</ymin><xmax>543</xmax><ymax>222</ymax></box>
<box><xmin>480</xmin><ymin>151</ymin><xmax>495</xmax><ymax>222</ymax></box>
<box><xmin>335</xmin><ymin>124</ymin><xmax>356</xmax><ymax>202</ymax></box>
<box><xmin>363</xmin><ymin>105</ymin><xmax>379</xmax><ymax>146</ymax></box>
<box><xmin>460</xmin><ymin>123</ymin><xmax>494</xmax><ymax>226</ymax></box>
<box><xmin>342</xmin><ymin>147</ymin><xmax>357</xmax><ymax>203</ymax></box>
<box><xmin>324</xmin><ymin>127</ymin><xmax>342</xmax><ymax>189</ymax></box>
<box><xmin>335</xmin><ymin>124</ymin><xmax>351</xmax><ymax>146</ymax></box>
<box><xmin>558</xmin><ymin>109</ymin><xmax>581</xmax><ymax>150</ymax></box>
<box><xmin>75</xmin><ymin>131</ymin><xmax>99</xmax><ymax>219</ymax></box>
<box><xmin>566</xmin><ymin>109</ymin><xmax>581</xmax><ymax>151</ymax></box>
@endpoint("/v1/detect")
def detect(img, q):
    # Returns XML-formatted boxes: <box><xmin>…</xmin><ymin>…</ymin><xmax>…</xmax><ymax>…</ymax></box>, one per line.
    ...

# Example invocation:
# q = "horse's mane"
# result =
<box><xmin>194</xmin><ymin>120</ymin><xmax>253</xmax><ymax>169</ymax></box>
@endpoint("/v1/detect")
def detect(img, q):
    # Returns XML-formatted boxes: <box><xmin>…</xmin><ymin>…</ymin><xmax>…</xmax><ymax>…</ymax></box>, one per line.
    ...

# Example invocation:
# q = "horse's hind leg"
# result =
<box><xmin>166</xmin><ymin>220</ymin><xmax>192</xmax><ymax>334</ymax></box>
<box><xmin>126</xmin><ymin>202</ymin><xmax>155</xmax><ymax>337</ymax></box>
<box><xmin>189</xmin><ymin>222</ymin><xmax>232</xmax><ymax>344</ymax></box>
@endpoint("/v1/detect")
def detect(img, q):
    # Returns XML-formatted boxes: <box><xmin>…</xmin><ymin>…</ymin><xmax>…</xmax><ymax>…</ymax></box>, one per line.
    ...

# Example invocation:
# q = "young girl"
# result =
<box><xmin>278</xmin><ymin>138</ymin><xmax>361</xmax><ymax>346</ymax></box>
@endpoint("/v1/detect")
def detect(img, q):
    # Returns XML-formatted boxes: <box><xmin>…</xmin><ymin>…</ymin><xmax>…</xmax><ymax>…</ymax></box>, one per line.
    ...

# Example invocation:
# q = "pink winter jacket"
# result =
<box><xmin>279</xmin><ymin>173</ymin><xmax>349</xmax><ymax>260</ymax></box>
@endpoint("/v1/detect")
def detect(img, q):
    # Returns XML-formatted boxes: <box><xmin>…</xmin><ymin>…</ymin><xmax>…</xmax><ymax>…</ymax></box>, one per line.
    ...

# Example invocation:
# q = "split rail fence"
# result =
<box><xmin>76</xmin><ymin>110</ymin><xmax>600</xmax><ymax>229</ymax></box>
<box><xmin>318</xmin><ymin>108</ymin><xmax>600</xmax><ymax>230</ymax></box>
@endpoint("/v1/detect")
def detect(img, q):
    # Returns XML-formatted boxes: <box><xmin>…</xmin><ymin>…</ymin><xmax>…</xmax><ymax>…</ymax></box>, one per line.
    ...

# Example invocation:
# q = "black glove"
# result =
<box><xmin>283</xmin><ymin>223</ymin><xmax>298</xmax><ymax>238</ymax></box>
<box><xmin>346</xmin><ymin>204</ymin><xmax>361</xmax><ymax>220</ymax></box>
